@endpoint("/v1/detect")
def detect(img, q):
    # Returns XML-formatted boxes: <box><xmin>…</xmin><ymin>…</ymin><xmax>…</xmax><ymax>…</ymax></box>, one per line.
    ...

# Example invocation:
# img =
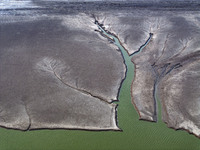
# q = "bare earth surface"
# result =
<box><xmin>1</xmin><ymin>0</ymin><xmax>200</xmax><ymax>137</ymax></box>
<box><xmin>0</xmin><ymin>13</ymin><xmax>126</xmax><ymax>130</ymax></box>
<box><xmin>97</xmin><ymin>10</ymin><xmax>200</xmax><ymax>136</ymax></box>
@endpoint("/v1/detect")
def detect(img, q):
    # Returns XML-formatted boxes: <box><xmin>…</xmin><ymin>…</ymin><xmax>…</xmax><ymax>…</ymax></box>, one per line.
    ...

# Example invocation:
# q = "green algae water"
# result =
<box><xmin>0</xmin><ymin>28</ymin><xmax>199</xmax><ymax>150</ymax></box>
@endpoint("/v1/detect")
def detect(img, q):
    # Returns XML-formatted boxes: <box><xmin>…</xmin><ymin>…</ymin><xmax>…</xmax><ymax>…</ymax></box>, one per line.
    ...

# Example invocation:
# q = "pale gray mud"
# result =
<box><xmin>0</xmin><ymin>10</ymin><xmax>126</xmax><ymax>130</ymax></box>
<box><xmin>96</xmin><ymin>9</ymin><xmax>200</xmax><ymax>137</ymax></box>
<box><xmin>1</xmin><ymin>0</ymin><xmax>200</xmax><ymax>136</ymax></box>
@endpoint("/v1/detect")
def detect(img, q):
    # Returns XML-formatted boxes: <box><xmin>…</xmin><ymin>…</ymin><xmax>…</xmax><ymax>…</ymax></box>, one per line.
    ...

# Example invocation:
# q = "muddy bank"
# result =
<box><xmin>96</xmin><ymin>9</ymin><xmax>200</xmax><ymax>137</ymax></box>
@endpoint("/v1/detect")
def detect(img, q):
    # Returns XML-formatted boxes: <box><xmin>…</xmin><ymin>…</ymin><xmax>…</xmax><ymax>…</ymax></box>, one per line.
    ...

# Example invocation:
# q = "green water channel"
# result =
<box><xmin>0</xmin><ymin>26</ymin><xmax>199</xmax><ymax>150</ymax></box>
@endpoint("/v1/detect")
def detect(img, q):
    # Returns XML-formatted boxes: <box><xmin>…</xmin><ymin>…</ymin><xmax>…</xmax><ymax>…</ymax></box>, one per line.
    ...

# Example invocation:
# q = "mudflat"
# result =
<box><xmin>1</xmin><ymin>0</ymin><xmax>200</xmax><ymax>138</ymax></box>
<box><xmin>0</xmin><ymin>13</ymin><xmax>126</xmax><ymax>130</ymax></box>
<box><xmin>96</xmin><ymin>9</ymin><xmax>200</xmax><ymax>136</ymax></box>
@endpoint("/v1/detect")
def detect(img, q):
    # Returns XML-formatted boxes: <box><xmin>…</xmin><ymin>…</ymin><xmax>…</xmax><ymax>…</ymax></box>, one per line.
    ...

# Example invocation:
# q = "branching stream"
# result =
<box><xmin>94</xmin><ymin>20</ymin><xmax>154</xmax><ymax>122</ymax></box>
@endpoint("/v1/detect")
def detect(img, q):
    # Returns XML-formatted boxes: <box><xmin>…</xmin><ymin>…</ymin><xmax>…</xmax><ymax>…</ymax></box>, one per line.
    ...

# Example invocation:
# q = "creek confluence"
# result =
<box><xmin>95</xmin><ymin>20</ymin><xmax>153</xmax><ymax>122</ymax></box>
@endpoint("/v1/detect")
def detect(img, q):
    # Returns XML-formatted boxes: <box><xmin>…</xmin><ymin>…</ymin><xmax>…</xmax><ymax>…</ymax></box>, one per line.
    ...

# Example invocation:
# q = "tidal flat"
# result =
<box><xmin>95</xmin><ymin>9</ymin><xmax>200</xmax><ymax>137</ymax></box>
<box><xmin>0</xmin><ymin>0</ymin><xmax>200</xmax><ymax>149</ymax></box>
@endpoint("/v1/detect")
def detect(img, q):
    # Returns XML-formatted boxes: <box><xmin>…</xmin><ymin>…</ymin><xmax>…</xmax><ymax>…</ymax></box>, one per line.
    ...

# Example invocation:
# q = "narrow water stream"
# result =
<box><xmin>0</xmin><ymin>18</ymin><xmax>198</xmax><ymax>150</ymax></box>
<box><xmin>95</xmin><ymin>22</ymin><xmax>132</xmax><ymax>62</ymax></box>
<box><xmin>95</xmin><ymin>21</ymin><xmax>154</xmax><ymax>122</ymax></box>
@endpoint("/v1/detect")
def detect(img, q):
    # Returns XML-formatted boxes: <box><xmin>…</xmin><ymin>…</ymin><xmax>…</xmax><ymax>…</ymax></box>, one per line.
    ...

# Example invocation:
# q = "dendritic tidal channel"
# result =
<box><xmin>95</xmin><ymin>16</ymin><xmax>200</xmax><ymax>138</ymax></box>
<box><xmin>95</xmin><ymin>20</ymin><xmax>154</xmax><ymax>122</ymax></box>
<box><xmin>1</xmin><ymin>1</ymin><xmax>200</xmax><ymax>150</ymax></box>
